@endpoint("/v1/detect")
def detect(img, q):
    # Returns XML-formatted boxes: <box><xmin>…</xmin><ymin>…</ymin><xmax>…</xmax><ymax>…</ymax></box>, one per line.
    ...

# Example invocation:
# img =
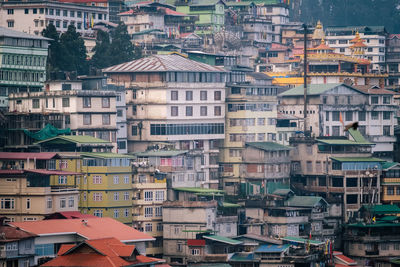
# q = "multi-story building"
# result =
<box><xmin>0</xmin><ymin>152</ymin><xmax>80</xmax><ymax>222</ymax></box>
<box><xmin>381</xmin><ymin>162</ymin><xmax>400</xmax><ymax>205</ymax></box>
<box><xmin>386</xmin><ymin>34</ymin><xmax>400</xmax><ymax>88</ymax></box>
<box><xmin>6</xmin><ymin>79</ymin><xmax>118</xmax><ymax>151</ymax></box>
<box><xmin>0</xmin><ymin>27</ymin><xmax>49</xmax><ymax>109</ymax></box>
<box><xmin>324</xmin><ymin>26</ymin><xmax>387</xmax><ymax>72</ymax></box>
<box><xmin>290</xmin><ymin>129</ymin><xmax>385</xmax><ymax>221</ymax></box>
<box><xmin>103</xmin><ymin>54</ymin><xmax>226</xmax><ymax>187</ymax></box>
<box><xmin>279</xmin><ymin>83</ymin><xmax>398</xmax><ymax>159</ymax></box>
<box><xmin>0</xmin><ymin>0</ymin><xmax>108</xmax><ymax>36</ymax></box>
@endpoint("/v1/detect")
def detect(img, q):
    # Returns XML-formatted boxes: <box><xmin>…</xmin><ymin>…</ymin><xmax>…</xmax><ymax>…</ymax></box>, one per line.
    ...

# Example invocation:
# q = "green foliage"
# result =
<box><xmin>91</xmin><ymin>30</ymin><xmax>112</xmax><ymax>70</ymax></box>
<box><xmin>59</xmin><ymin>25</ymin><xmax>88</xmax><ymax>75</ymax></box>
<box><xmin>42</xmin><ymin>24</ymin><xmax>62</xmax><ymax>74</ymax></box>
<box><xmin>294</xmin><ymin>0</ymin><xmax>400</xmax><ymax>33</ymax></box>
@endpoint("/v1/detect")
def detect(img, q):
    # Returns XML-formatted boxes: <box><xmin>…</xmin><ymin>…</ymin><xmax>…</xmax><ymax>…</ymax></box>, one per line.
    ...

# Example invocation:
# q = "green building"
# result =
<box><xmin>0</xmin><ymin>27</ymin><xmax>49</xmax><ymax>108</ymax></box>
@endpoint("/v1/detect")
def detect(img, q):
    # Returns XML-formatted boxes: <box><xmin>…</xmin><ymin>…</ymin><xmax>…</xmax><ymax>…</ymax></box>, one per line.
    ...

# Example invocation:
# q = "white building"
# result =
<box><xmin>0</xmin><ymin>0</ymin><xmax>108</xmax><ymax>36</ymax></box>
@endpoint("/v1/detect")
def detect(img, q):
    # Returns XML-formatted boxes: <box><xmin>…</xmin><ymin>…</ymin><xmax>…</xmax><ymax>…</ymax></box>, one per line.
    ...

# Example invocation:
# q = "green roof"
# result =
<box><xmin>347</xmin><ymin>222</ymin><xmax>400</xmax><ymax>228</ymax></box>
<box><xmin>317</xmin><ymin>139</ymin><xmax>373</xmax><ymax>146</ymax></box>
<box><xmin>203</xmin><ymin>235</ymin><xmax>243</xmax><ymax>245</ymax></box>
<box><xmin>279</xmin><ymin>83</ymin><xmax>344</xmax><ymax>97</ymax></box>
<box><xmin>282</xmin><ymin>236</ymin><xmax>324</xmax><ymax>246</ymax></box>
<box><xmin>285</xmin><ymin>196</ymin><xmax>327</xmax><ymax>208</ymax></box>
<box><xmin>326</xmin><ymin>26</ymin><xmax>386</xmax><ymax>34</ymax></box>
<box><xmin>35</xmin><ymin>135</ymin><xmax>111</xmax><ymax>145</ymax></box>
<box><xmin>361</xmin><ymin>204</ymin><xmax>400</xmax><ymax>215</ymax></box>
<box><xmin>80</xmin><ymin>152</ymin><xmax>135</xmax><ymax>159</ymax></box>
<box><xmin>382</xmin><ymin>162</ymin><xmax>399</xmax><ymax>170</ymax></box>
<box><xmin>173</xmin><ymin>187</ymin><xmax>225</xmax><ymax>194</ymax></box>
<box><xmin>134</xmin><ymin>150</ymin><xmax>188</xmax><ymax>157</ymax></box>
<box><xmin>222</xmin><ymin>202</ymin><xmax>241</xmax><ymax>208</ymax></box>
<box><xmin>348</xmin><ymin>128</ymin><xmax>368</xmax><ymax>143</ymax></box>
<box><xmin>131</xmin><ymin>29</ymin><xmax>163</xmax><ymax>36</ymax></box>
<box><xmin>246</xmin><ymin>142</ymin><xmax>291</xmax><ymax>151</ymax></box>
<box><xmin>272</xmin><ymin>189</ymin><xmax>293</xmax><ymax>196</ymax></box>
<box><xmin>379</xmin><ymin>216</ymin><xmax>399</xmax><ymax>222</ymax></box>
<box><xmin>330</xmin><ymin>157</ymin><xmax>385</xmax><ymax>162</ymax></box>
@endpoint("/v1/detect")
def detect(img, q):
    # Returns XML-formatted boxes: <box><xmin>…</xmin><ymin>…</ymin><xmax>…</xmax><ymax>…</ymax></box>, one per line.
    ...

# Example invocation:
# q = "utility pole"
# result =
<box><xmin>303</xmin><ymin>23</ymin><xmax>308</xmax><ymax>135</ymax></box>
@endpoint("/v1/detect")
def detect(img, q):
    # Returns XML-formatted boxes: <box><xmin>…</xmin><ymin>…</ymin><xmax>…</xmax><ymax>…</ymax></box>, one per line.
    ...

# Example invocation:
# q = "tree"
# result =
<box><xmin>59</xmin><ymin>25</ymin><xmax>88</xmax><ymax>75</ymax></box>
<box><xmin>108</xmin><ymin>22</ymin><xmax>142</xmax><ymax>66</ymax></box>
<box><xmin>91</xmin><ymin>30</ymin><xmax>112</xmax><ymax>70</ymax></box>
<box><xmin>42</xmin><ymin>24</ymin><xmax>62</xmax><ymax>74</ymax></box>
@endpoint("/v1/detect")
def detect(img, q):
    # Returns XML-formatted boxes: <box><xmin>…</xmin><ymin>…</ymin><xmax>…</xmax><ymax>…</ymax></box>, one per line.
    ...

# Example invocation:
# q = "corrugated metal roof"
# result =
<box><xmin>255</xmin><ymin>244</ymin><xmax>289</xmax><ymax>253</ymax></box>
<box><xmin>246</xmin><ymin>142</ymin><xmax>292</xmax><ymax>151</ymax></box>
<box><xmin>0</xmin><ymin>26</ymin><xmax>51</xmax><ymax>41</ymax></box>
<box><xmin>103</xmin><ymin>54</ymin><xmax>226</xmax><ymax>73</ymax></box>
<box><xmin>0</xmin><ymin>152</ymin><xmax>59</xmax><ymax>160</ymax></box>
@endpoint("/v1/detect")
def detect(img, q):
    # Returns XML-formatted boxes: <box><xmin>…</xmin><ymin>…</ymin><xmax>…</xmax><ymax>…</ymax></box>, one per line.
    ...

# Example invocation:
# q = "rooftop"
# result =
<box><xmin>103</xmin><ymin>54</ymin><xmax>226</xmax><ymax>73</ymax></box>
<box><xmin>246</xmin><ymin>142</ymin><xmax>291</xmax><ymax>151</ymax></box>
<box><xmin>10</xmin><ymin>217</ymin><xmax>154</xmax><ymax>243</ymax></box>
<box><xmin>279</xmin><ymin>83</ymin><xmax>361</xmax><ymax>97</ymax></box>
<box><xmin>35</xmin><ymin>135</ymin><xmax>112</xmax><ymax>145</ymax></box>
<box><xmin>255</xmin><ymin>244</ymin><xmax>290</xmax><ymax>253</ymax></box>
<box><xmin>173</xmin><ymin>187</ymin><xmax>224</xmax><ymax>194</ymax></box>
<box><xmin>203</xmin><ymin>235</ymin><xmax>243</xmax><ymax>245</ymax></box>
<box><xmin>0</xmin><ymin>152</ymin><xmax>59</xmax><ymax>160</ymax></box>
<box><xmin>80</xmin><ymin>152</ymin><xmax>135</xmax><ymax>159</ymax></box>
<box><xmin>285</xmin><ymin>196</ymin><xmax>328</xmax><ymax>208</ymax></box>
<box><xmin>0</xmin><ymin>26</ymin><xmax>51</xmax><ymax>41</ymax></box>
<box><xmin>330</xmin><ymin>157</ymin><xmax>385</xmax><ymax>162</ymax></box>
<box><xmin>281</xmin><ymin>236</ymin><xmax>324</xmax><ymax>246</ymax></box>
<box><xmin>360</xmin><ymin>204</ymin><xmax>400</xmax><ymax>215</ymax></box>
<box><xmin>134</xmin><ymin>150</ymin><xmax>188</xmax><ymax>157</ymax></box>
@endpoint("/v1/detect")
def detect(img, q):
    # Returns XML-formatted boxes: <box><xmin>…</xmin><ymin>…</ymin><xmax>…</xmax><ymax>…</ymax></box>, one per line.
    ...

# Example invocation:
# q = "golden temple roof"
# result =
<box><xmin>312</xmin><ymin>20</ymin><xmax>325</xmax><ymax>40</ymax></box>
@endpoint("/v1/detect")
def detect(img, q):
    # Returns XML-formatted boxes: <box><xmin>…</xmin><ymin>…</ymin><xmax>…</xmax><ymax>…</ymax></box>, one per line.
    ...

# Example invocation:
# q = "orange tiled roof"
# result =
<box><xmin>11</xmin><ymin>218</ymin><xmax>154</xmax><ymax>243</ymax></box>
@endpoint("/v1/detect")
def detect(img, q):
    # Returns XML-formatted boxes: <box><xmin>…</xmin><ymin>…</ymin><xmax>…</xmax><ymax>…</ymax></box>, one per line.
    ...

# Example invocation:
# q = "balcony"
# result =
<box><xmin>132</xmin><ymin>183</ymin><xmax>166</xmax><ymax>189</ymax></box>
<box><xmin>365</xmin><ymin>250</ymin><xmax>379</xmax><ymax>256</ymax></box>
<box><xmin>264</xmin><ymin>216</ymin><xmax>308</xmax><ymax>224</ymax></box>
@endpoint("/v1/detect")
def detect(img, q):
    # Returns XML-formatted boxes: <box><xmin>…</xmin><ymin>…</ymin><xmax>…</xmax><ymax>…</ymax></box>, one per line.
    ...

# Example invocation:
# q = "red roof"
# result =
<box><xmin>42</xmin><ymin>237</ymin><xmax>164</xmax><ymax>267</ymax></box>
<box><xmin>334</xmin><ymin>251</ymin><xmax>358</xmax><ymax>266</ymax></box>
<box><xmin>0</xmin><ymin>170</ymin><xmax>24</xmax><ymax>175</ymax></box>
<box><xmin>0</xmin><ymin>152</ymin><xmax>59</xmax><ymax>160</ymax></box>
<box><xmin>44</xmin><ymin>211</ymin><xmax>97</xmax><ymax>220</ymax></box>
<box><xmin>58</xmin><ymin>0</ymin><xmax>107</xmax><ymax>3</ymax></box>
<box><xmin>162</xmin><ymin>7</ymin><xmax>187</xmax><ymax>16</ymax></box>
<box><xmin>11</xmin><ymin>217</ymin><xmax>154</xmax><ymax>243</ymax></box>
<box><xmin>118</xmin><ymin>9</ymin><xmax>134</xmax><ymax>15</ymax></box>
<box><xmin>25</xmin><ymin>169</ymin><xmax>82</xmax><ymax>175</ymax></box>
<box><xmin>187</xmin><ymin>239</ymin><xmax>206</xmax><ymax>246</ymax></box>
<box><xmin>269</xmin><ymin>43</ymin><xmax>290</xmax><ymax>52</ymax></box>
<box><xmin>0</xmin><ymin>224</ymin><xmax>37</xmax><ymax>242</ymax></box>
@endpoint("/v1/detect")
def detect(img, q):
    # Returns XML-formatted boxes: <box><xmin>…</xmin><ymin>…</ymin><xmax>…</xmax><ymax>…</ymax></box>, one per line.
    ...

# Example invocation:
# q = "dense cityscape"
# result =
<box><xmin>0</xmin><ymin>0</ymin><xmax>399</xmax><ymax>266</ymax></box>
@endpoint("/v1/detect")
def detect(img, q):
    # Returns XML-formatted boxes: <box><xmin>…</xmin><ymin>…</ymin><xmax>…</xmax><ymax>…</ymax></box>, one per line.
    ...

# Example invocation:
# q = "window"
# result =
<box><xmin>214</xmin><ymin>106</ymin><xmax>221</xmax><ymax>116</ymax></box>
<box><xmin>326</xmin><ymin>111</ymin><xmax>329</xmax><ymax>121</ymax></box>
<box><xmin>200</xmin><ymin>106</ymin><xmax>207</xmax><ymax>116</ymax></box>
<box><xmin>93</xmin><ymin>175</ymin><xmax>102</xmax><ymax>184</ymax></box>
<box><xmin>383</xmin><ymin>96</ymin><xmax>391</xmax><ymax>104</ymax></box>
<box><xmin>345</xmin><ymin>111</ymin><xmax>353</xmax><ymax>121</ymax></box>
<box><xmin>117</xmin><ymin>109</ymin><xmax>123</xmax><ymax>117</ymax></box>
<box><xmin>332</xmin><ymin>126</ymin><xmax>340</xmax><ymax>136</ymax></box>
<box><xmin>124</xmin><ymin>175</ymin><xmax>130</xmax><ymax>184</ymax></box>
<box><xmin>77</xmin><ymin>11</ymin><xmax>82</xmax><ymax>17</ymax></box>
<box><xmin>47</xmin><ymin>198</ymin><xmax>52</xmax><ymax>209</ymax></box>
<box><xmin>359</xmin><ymin>111</ymin><xmax>366</xmax><ymax>121</ymax></box>
<box><xmin>157</xmin><ymin>223</ymin><xmax>163</xmax><ymax>232</ymax></box>
<box><xmin>132</xmin><ymin>105</ymin><xmax>137</xmax><ymax>115</ymax></box>
<box><xmin>93</xmin><ymin>193</ymin><xmax>102</xmax><ymax>201</ymax></box>
<box><xmin>145</xmin><ymin>207</ymin><xmax>153</xmax><ymax>217</ymax></box>
<box><xmin>1</xmin><ymin>198</ymin><xmax>15</xmax><ymax>209</ymax></box>
<box><xmin>113</xmin><ymin>176</ymin><xmax>119</xmax><ymax>184</ymax></box>
<box><xmin>32</xmin><ymin>99</ymin><xmax>40</xmax><ymax>109</ymax></box>
<box><xmin>7</xmin><ymin>21</ymin><xmax>14</xmax><ymax>28</ymax></box>
<box><xmin>339</xmin><ymin>40</ymin><xmax>348</xmax><ymax>44</ymax></box>
<box><xmin>258</xmin><ymin>118</ymin><xmax>265</xmax><ymax>125</ymax></box>
<box><xmin>58</xmin><ymin>176</ymin><xmax>67</xmax><ymax>184</ymax></box>
<box><xmin>49</xmin><ymin>8</ymin><xmax>54</xmax><ymax>15</ymax></box>
<box><xmin>171</xmin><ymin>91</ymin><xmax>178</xmax><ymax>101</ymax></box>
<box><xmin>62</xmin><ymin>98</ymin><xmax>69</xmax><ymax>107</ymax></box>
<box><xmin>113</xmin><ymin>192</ymin><xmax>119</xmax><ymax>201</ymax></box>
<box><xmin>359</xmin><ymin>125</ymin><xmax>366</xmax><ymax>135</ymax></box>
<box><xmin>26</xmin><ymin>199</ymin><xmax>31</xmax><ymax>210</ymax></box>
<box><xmin>102</xmin><ymin>114</ymin><xmax>110</xmax><ymax>125</ymax></box>
<box><xmin>191</xmin><ymin>249</ymin><xmax>200</xmax><ymax>255</ymax></box>
<box><xmin>132</xmin><ymin>125</ymin><xmax>138</xmax><ymax>136</ymax></box>
<box><xmin>383</xmin><ymin>111</ymin><xmax>391</xmax><ymax>120</ymax></box>
<box><xmin>113</xmin><ymin>209</ymin><xmax>119</xmax><ymax>218</ymax></box>
<box><xmin>144</xmin><ymin>191</ymin><xmax>153</xmax><ymax>201</ymax></box>
<box><xmin>371</xmin><ymin>96</ymin><xmax>379</xmax><ymax>104</ymax></box>
<box><xmin>63</xmin><ymin>21</ymin><xmax>67</xmax><ymax>28</ymax></box>
<box><xmin>70</xmin><ymin>10</ymin><xmax>75</xmax><ymax>17</ymax></box>
<box><xmin>214</xmin><ymin>91</ymin><xmax>221</xmax><ymax>100</ymax></box>
<box><xmin>124</xmin><ymin>192</ymin><xmax>130</xmax><ymax>200</ymax></box>
<box><xmin>258</xmin><ymin>133</ymin><xmax>265</xmax><ymax>141</ymax></box>
<box><xmin>62</xmin><ymin>10</ymin><xmax>68</xmax><ymax>16</ymax></box>
<box><xmin>7</xmin><ymin>9</ymin><xmax>14</xmax><ymax>14</ymax></box>
<box><xmin>124</xmin><ymin>208</ymin><xmax>129</xmax><ymax>217</ymax></box>
<box><xmin>177</xmin><ymin>243</ymin><xmax>183</xmax><ymax>252</ymax></box>
<box><xmin>387</xmin><ymin>186</ymin><xmax>395</xmax><ymax>195</ymax></box>
<box><xmin>60</xmin><ymin>198</ymin><xmax>66</xmax><ymax>208</ymax></box>
<box><xmin>155</xmin><ymin>191</ymin><xmax>164</xmax><ymax>201</ymax></box>
<box><xmin>68</xmin><ymin>197</ymin><xmax>74</xmax><ymax>207</ymax></box>
<box><xmin>332</xmin><ymin>111</ymin><xmax>340</xmax><ymax>121</ymax></box>
<box><xmin>186</xmin><ymin>106</ymin><xmax>193</xmax><ymax>116</ymax></box>
<box><xmin>83</xmin><ymin>114</ymin><xmax>91</xmax><ymax>125</ymax></box>
<box><xmin>155</xmin><ymin>207</ymin><xmax>162</xmax><ymax>217</ymax></box>
<box><xmin>334</xmin><ymin>96</ymin><xmax>339</xmax><ymax>105</ymax></box>
<box><xmin>171</xmin><ymin>106</ymin><xmax>178</xmax><ymax>116</ymax></box>
<box><xmin>56</xmin><ymin>20</ymin><xmax>60</xmax><ymax>28</ymax></box>
<box><xmin>102</xmin><ymin>97</ymin><xmax>110</xmax><ymax>108</ymax></box>
<box><xmin>200</xmin><ymin>91</ymin><xmax>207</xmax><ymax>100</ymax></box>
<box><xmin>83</xmin><ymin>97</ymin><xmax>91</xmax><ymax>108</ymax></box>
<box><xmin>24</xmin><ymin>9</ymin><xmax>29</xmax><ymax>14</ymax></box>
<box><xmin>340</xmin><ymin>48</ymin><xmax>345</xmax><ymax>53</ymax></box>
<box><xmin>186</xmin><ymin>91</ymin><xmax>193</xmax><ymax>101</ymax></box>
<box><xmin>371</xmin><ymin>111</ymin><xmax>379</xmax><ymax>120</ymax></box>
<box><xmin>94</xmin><ymin>209</ymin><xmax>103</xmax><ymax>217</ymax></box>
<box><xmin>145</xmin><ymin>223</ymin><xmax>153</xmax><ymax>232</ymax></box>
<box><xmin>383</xmin><ymin>126</ymin><xmax>391</xmax><ymax>136</ymax></box>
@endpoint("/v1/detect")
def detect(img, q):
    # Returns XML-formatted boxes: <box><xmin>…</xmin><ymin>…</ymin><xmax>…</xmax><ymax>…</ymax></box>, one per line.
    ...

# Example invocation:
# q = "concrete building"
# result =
<box><xmin>381</xmin><ymin>162</ymin><xmax>400</xmax><ymax>205</ymax></box>
<box><xmin>279</xmin><ymin>83</ymin><xmax>398</xmax><ymax>159</ymax></box>
<box><xmin>324</xmin><ymin>26</ymin><xmax>387</xmax><ymax>72</ymax></box>
<box><xmin>103</xmin><ymin>54</ymin><xmax>227</xmax><ymax>187</ymax></box>
<box><xmin>5</xmin><ymin>79</ymin><xmax>118</xmax><ymax>151</ymax></box>
<box><xmin>386</xmin><ymin>34</ymin><xmax>400</xmax><ymax>89</ymax></box>
<box><xmin>0</xmin><ymin>27</ymin><xmax>49</xmax><ymax>109</ymax></box>
<box><xmin>0</xmin><ymin>0</ymin><xmax>108</xmax><ymax>37</ymax></box>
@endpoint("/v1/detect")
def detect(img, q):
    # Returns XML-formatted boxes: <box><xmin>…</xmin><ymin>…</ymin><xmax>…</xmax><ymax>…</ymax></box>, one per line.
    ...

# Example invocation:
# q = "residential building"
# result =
<box><xmin>279</xmin><ymin>83</ymin><xmax>398</xmax><ymax>159</ymax></box>
<box><xmin>35</xmin><ymin>135</ymin><xmax>114</xmax><ymax>152</ymax></box>
<box><xmin>6</xmin><ymin>79</ymin><xmax>118</xmax><ymax>151</ymax></box>
<box><xmin>386</xmin><ymin>34</ymin><xmax>400</xmax><ymax>88</ymax></box>
<box><xmin>103</xmin><ymin>54</ymin><xmax>227</xmax><ymax>187</ymax></box>
<box><xmin>0</xmin><ymin>218</ymin><xmax>36</xmax><ymax>267</ymax></box>
<box><xmin>290</xmin><ymin>129</ymin><xmax>384</xmax><ymax>221</ymax></box>
<box><xmin>0</xmin><ymin>0</ymin><xmax>108</xmax><ymax>36</ymax></box>
<box><xmin>0</xmin><ymin>26</ymin><xmax>49</xmax><ymax>109</ymax></box>
<box><xmin>381</xmin><ymin>162</ymin><xmax>400</xmax><ymax>205</ymax></box>
<box><xmin>41</xmin><ymin>237</ymin><xmax>167</xmax><ymax>267</ymax></box>
<box><xmin>324</xmin><ymin>26</ymin><xmax>387</xmax><ymax>72</ymax></box>
<box><xmin>10</xmin><ymin>217</ymin><xmax>155</xmax><ymax>265</ymax></box>
<box><xmin>0</xmin><ymin>152</ymin><xmax>80</xmax><ymax>222</ymax></box>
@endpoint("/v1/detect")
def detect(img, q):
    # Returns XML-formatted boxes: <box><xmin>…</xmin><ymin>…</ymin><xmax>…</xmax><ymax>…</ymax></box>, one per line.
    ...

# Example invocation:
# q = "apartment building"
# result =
<box><xmin>386</xmin><ymin>34</ymin><xmax>400</xmax><ymax>88</ymax></box>
<box><xmin>103</xmin><ymin>54</ymin><xmax>226</xmax><ymax>187</ymax></box>
<box><xmin>279</xmin><ymin>83</ymin><xmax>398</xmax><ymax>159</ymax></box>
<box><xmin>6</xmin><ymin>79</ymin><xmax>118</xmax><ymax>151</ymax></box>
<box><xmin>325</xmin><ymin>26</ymin><xmax>387</xmax><ymax>72</ymax></box>
<box><xmin>0</xmin><ymin>27</ymin><xmax>49</xmax><ymax>109</ymax></box>
<box><xmin>381</xmin><ymin>162</ymin><xmax>400</xmax><ymax>205</ymax></box>
<box><xmin>255</xmin><ymin>2</ymin><xmax>290</xmax><ymax>43</ymax></box>
<box><xmin>0</xmin><ymin>0</ymin><xmax>108</xmax><ymax>36</ymax></box>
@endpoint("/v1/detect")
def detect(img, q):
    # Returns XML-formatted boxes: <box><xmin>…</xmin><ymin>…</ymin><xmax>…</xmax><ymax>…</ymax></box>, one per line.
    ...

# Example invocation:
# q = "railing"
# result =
<box><xmin>365</xmin><ymin>250</ymin><xmax>379</xmax><ymax>256</ymax></box>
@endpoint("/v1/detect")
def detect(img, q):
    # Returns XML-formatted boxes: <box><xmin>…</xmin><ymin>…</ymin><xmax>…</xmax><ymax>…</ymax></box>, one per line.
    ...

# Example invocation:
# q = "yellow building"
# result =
<box><xmin>220</xmin><ymin>73</ymin><xmax>280</xmax><ymax>195</ymax></box>
<box><xmin>381</xmin><ymin>162</ymin><xmax>400</xmax><ymax>205</ymax></box>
